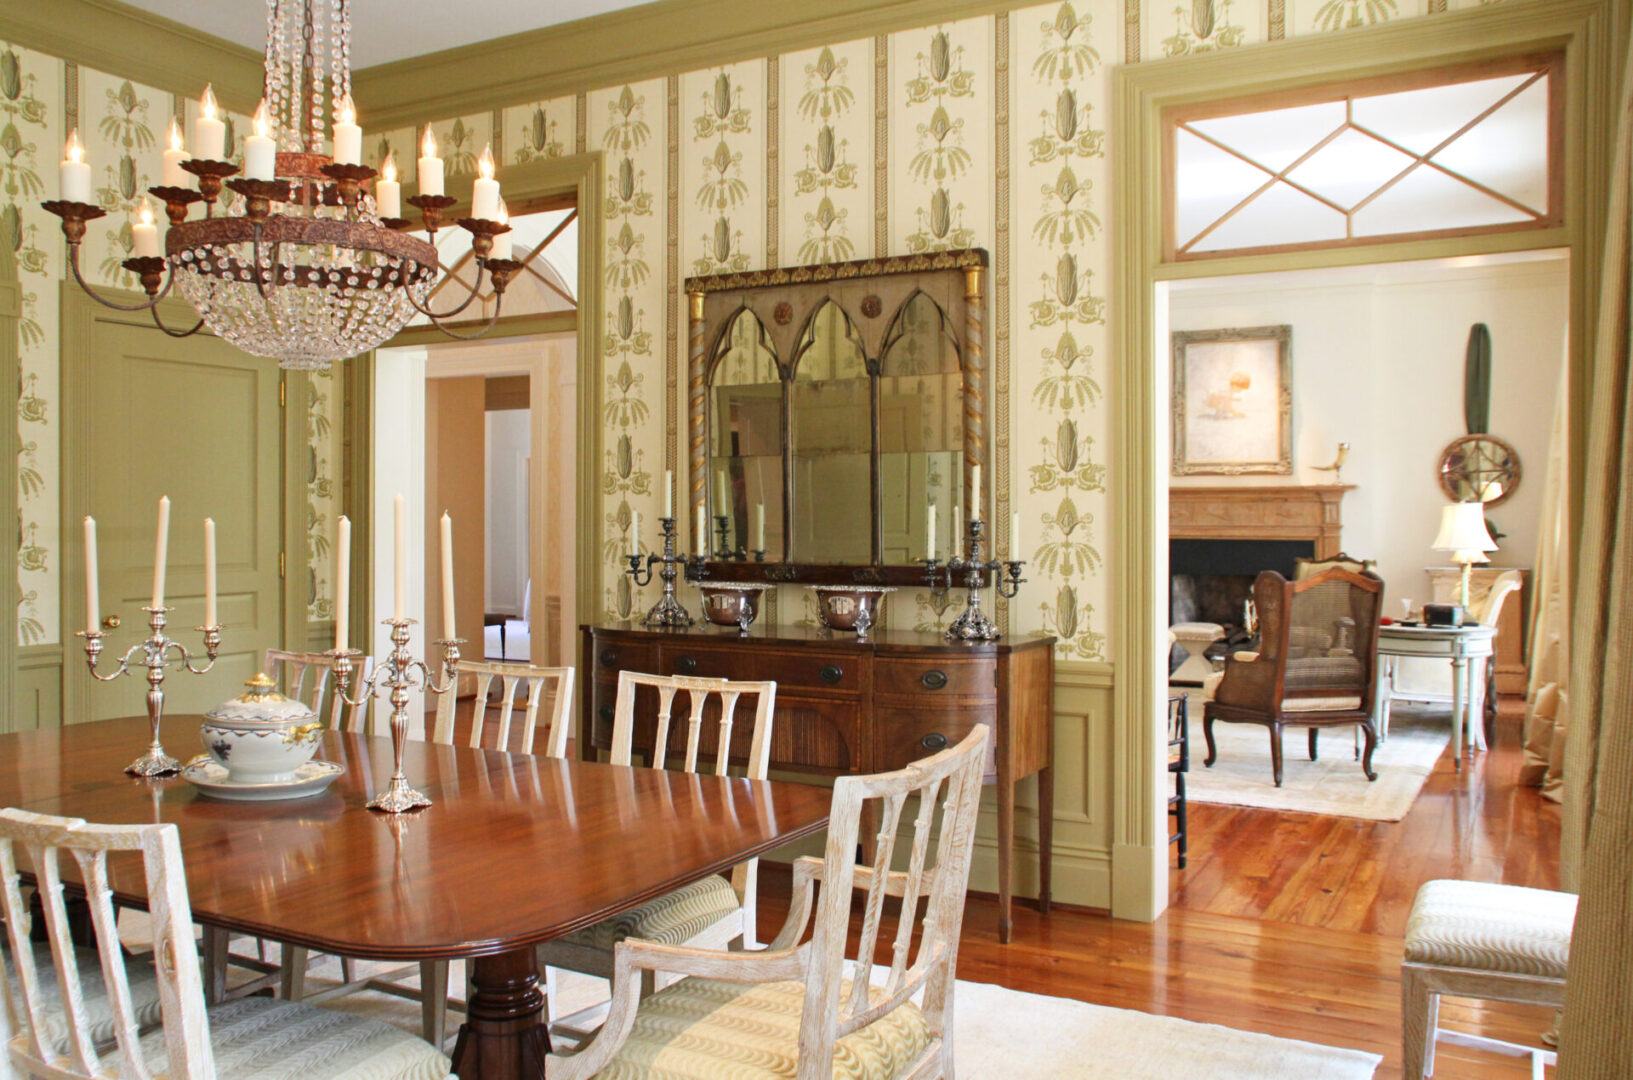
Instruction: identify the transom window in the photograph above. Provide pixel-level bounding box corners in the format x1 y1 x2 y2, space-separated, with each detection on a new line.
1166 56 1561 259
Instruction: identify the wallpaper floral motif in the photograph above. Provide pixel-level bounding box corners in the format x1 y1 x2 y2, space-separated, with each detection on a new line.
782 41 872 264
503 96 576 165
889 21 991 257
305 369 341 622
588 80 667 622
1147 0 1261 59
682 63 764 277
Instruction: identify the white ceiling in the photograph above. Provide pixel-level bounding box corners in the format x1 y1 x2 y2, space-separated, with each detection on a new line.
119 0 656 68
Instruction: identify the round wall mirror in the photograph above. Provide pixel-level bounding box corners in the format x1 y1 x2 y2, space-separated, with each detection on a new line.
1437 434 1521 507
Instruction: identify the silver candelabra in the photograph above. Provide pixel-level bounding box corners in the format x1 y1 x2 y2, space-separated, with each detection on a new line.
328 619 461 813
626 516 707 627
78 607 223 775
713 515 766 563
922 518 1026 641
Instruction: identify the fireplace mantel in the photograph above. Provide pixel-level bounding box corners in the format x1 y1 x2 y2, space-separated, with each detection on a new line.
1169 485 1354 558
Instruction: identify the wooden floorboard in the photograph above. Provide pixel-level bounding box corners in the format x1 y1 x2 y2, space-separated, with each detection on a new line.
752 697 1558 1080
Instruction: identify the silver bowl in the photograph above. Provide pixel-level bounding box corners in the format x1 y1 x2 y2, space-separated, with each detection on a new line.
811 585 895 638
697 582 770 631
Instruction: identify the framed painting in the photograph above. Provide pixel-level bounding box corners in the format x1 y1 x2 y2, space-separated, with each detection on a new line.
1171 325 1292 476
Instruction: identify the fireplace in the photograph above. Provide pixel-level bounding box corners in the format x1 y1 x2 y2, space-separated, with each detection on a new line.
1170 538 1315 627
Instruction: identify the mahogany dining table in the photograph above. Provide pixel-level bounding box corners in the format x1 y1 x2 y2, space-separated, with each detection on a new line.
0 715 834 1080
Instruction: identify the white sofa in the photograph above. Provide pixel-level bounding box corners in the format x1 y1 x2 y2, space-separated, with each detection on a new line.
484 580 531 662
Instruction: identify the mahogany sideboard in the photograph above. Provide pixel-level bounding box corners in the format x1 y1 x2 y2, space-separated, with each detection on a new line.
581 622 1056 943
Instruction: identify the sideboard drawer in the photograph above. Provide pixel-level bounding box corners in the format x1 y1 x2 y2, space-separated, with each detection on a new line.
873 705 997 777
657 643 864 694
873 656 994 700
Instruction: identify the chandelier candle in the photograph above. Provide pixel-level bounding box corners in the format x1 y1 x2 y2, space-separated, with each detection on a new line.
60 130 90 203
376 153 401 218
244 102 275 180
490 201 512 259
162 120 188 186
332 95 362 165
131 202 159 258
418 128 444 197
191 84 225 160
472 145 500 219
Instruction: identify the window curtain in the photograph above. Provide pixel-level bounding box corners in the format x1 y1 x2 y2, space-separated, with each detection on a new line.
1557 25 1633 1078
1519 359 1569 799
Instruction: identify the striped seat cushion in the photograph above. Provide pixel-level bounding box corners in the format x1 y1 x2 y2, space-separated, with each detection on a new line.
3 941 164 1052
1280 695 1363 712
1404 879 1576 979
138 998 452 1080
560 874 742 952
587 976 930 1080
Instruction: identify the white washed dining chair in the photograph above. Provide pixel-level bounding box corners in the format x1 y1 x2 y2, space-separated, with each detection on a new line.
281 660 577 1049
539 670 776 1035
0 808 451 1080
545 725 989 1080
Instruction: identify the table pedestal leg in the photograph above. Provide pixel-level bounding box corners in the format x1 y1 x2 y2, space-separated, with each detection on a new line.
1450 656 1466 772
451 948 551 1080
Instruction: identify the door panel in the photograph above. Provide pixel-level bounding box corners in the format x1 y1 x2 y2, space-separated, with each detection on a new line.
86 324 282 720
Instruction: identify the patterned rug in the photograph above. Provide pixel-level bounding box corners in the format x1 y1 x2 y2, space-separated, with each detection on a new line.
1182 700 1451 821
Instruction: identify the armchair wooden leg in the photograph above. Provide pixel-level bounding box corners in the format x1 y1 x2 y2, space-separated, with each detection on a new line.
1308 727 1319 761
1270 723 1285 787
1360 721 1379 782
1202 713 1219 768
1402 965 1436 1079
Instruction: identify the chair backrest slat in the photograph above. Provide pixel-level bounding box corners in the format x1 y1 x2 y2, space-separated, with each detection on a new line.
0 810 214 1080
429 659 575 758
791 726 987 1080
264 648 374 734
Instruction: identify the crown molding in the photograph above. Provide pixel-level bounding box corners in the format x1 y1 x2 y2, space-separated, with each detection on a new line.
351 0 1034 130
0 0 263 113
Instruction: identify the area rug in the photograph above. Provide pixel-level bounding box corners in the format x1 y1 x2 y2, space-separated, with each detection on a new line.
1183 701 1450 821
301 955 1380 1080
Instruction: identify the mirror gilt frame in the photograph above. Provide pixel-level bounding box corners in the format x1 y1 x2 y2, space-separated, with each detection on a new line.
686 248 989 586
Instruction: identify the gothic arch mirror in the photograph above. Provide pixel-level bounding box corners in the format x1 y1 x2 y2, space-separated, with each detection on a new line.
709 308 783 558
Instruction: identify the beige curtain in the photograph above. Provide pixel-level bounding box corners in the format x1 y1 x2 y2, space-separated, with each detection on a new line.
1557 23 1633 1078
1519 360 1570 793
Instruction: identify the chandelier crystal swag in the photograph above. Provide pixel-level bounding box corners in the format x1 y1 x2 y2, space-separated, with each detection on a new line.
42 0 521 369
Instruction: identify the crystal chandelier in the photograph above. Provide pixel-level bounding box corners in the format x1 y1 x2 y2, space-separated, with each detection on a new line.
41 0 522 369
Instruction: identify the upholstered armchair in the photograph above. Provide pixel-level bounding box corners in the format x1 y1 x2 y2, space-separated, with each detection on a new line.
1203 567 1384 786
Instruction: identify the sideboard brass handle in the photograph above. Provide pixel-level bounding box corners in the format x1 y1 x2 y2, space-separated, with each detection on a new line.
920 732 950 752
819 664 843 685
676 655 698 675
920 669 948 690
599 649 618 667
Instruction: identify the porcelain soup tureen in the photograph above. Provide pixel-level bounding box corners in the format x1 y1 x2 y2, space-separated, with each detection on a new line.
200 674 323 782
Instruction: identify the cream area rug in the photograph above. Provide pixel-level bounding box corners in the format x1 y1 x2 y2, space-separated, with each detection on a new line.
300 953 1380 1080
1184 701 1450 821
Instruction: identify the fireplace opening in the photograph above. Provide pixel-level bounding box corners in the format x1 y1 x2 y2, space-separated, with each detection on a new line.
1169 537 1316 637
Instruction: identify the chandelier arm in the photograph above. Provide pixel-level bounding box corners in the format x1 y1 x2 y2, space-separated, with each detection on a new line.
403 262 487 320
149 306 207 338
65 244 173 313
425 289 507 341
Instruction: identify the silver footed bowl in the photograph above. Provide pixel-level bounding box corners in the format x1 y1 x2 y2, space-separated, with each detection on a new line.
697 581 770 630
810 585 895 634
200 672 323 784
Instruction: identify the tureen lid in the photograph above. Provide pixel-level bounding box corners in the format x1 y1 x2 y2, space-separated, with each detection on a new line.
204 673 318 725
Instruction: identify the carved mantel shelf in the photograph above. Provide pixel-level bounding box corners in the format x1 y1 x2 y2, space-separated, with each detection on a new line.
1169 485 1355 558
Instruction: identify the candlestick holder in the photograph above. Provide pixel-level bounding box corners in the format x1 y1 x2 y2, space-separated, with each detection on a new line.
712 514 767 562
78 606 224 776
329 619 461 813
921 518 1026 641
625 516 705 627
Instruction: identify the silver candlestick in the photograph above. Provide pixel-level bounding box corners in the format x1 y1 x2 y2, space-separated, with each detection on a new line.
329 618 461 813
78 606 224 776
922 517 1026 641
625 516 706 628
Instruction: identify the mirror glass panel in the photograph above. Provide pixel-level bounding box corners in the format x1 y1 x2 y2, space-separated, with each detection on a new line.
790 301 871 564
879 292 962 563
1437 433 1521 507
709 309 784 558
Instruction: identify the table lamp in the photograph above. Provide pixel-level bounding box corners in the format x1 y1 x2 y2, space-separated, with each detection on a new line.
1432 501 1498 609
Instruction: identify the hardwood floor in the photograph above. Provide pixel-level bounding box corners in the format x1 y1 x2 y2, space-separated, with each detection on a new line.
757 698 1560 1080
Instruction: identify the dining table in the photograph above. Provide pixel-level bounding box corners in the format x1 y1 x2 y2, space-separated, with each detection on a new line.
0 715 834 1080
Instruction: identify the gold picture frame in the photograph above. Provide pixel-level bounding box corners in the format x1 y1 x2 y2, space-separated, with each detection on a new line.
1171 325 1292 476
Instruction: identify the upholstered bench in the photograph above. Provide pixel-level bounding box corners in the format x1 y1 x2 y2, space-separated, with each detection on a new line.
1169 622 1225 686
1402 879 1574 1078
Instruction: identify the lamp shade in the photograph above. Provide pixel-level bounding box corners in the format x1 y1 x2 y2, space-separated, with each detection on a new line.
1432 502 1498 554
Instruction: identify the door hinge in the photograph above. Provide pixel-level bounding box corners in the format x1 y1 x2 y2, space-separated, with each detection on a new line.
279 379 286 408
279 551 286 579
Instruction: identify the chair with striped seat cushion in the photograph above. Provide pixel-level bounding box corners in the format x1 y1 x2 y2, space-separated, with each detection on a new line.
0 809 452 1080
540 671 776 1036
3 941 163 1051
1402 879 1575 1078
545 726 989 1080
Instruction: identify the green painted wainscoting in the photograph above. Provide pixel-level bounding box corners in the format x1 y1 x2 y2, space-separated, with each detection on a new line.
11 646 63 733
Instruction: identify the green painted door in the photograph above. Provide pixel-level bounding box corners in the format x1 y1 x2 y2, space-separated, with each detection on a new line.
84 323 283 721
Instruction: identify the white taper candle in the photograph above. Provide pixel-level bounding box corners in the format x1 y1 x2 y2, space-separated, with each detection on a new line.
630 510 641 558
393 493 406 622
151 495 170 609
203 517 217 627
755 502 765 552
663 469 673 518
83 516 99 635
926 503 937 560
971 464 982 521
334 515 351 651
440 511 456 640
